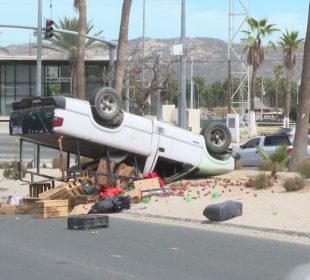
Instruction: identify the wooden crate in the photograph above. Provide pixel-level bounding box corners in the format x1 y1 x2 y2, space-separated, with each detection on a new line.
133 178 160 191
18 198 41 214
124 178 161 199
96 159 116 186
114 163 136 187
0 204 16 215
29 183 52 197
33 200 69 219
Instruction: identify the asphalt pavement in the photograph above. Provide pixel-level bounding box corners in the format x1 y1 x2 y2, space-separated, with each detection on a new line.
0 215 310 280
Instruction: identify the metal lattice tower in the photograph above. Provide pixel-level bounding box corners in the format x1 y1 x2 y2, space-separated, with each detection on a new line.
228 0 250 126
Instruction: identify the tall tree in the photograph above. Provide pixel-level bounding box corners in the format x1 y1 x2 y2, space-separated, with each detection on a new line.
74 0 87 99
45 17 103 97
288 4 310 171
114 0 132 96
242 17 278 137
278 29 304 127
273 64 283 117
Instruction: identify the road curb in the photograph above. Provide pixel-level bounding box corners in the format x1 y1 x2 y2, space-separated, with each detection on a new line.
121 210 310 239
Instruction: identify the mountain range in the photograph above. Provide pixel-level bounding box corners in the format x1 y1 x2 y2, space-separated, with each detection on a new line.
3 37 304 84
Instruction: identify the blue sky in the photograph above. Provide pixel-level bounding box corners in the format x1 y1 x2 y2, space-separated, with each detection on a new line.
0 0 309 46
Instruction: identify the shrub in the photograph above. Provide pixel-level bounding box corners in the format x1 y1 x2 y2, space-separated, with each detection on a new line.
282 176 305 192
2 161 20 180
3 165 13 179
297 159 310 179
253 172 272 189
256 145 288 176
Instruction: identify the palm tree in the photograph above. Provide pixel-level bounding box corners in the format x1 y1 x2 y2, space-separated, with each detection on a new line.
288 4 310 171
272 64 283 118
242 17 278 137
114 0 132 97
74 0 87 100
278 29 304 127
45 17 103 97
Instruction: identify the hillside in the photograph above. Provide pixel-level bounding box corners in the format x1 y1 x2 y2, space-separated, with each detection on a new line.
4 37 304 84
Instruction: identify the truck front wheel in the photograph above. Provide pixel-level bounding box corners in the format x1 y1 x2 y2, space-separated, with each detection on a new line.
202 122 231 154
90 87 121 121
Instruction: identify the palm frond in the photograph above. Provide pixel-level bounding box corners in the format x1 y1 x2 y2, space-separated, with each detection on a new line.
270 145 289 165
256 145 270 160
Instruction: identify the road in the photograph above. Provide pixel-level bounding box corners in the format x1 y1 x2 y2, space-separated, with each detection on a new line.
0 132 57 163
0 215 309 280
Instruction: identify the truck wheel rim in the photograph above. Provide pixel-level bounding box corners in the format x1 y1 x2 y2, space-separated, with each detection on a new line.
211 128 226 146
99 94 117 114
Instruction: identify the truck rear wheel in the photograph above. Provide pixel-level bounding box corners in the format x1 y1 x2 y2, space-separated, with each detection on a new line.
90 87 121 121
202 122 231 154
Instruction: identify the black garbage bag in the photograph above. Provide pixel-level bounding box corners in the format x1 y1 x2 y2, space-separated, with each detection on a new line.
203 200 242 221
81 182 97 195
89 196 130 214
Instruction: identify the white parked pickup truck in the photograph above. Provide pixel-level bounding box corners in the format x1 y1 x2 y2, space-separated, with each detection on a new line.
9 88 236 182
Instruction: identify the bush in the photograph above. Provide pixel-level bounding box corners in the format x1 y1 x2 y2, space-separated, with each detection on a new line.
253 172 272 189
297 159 310 179
2 161 20 180
282 176 305 192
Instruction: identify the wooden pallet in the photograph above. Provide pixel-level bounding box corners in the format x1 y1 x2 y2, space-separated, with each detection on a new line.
69 204 94 216
38 181 86 200
68 195 98 210
33 200 69 219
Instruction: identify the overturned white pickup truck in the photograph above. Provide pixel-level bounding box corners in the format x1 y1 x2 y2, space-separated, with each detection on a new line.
9 87 236 182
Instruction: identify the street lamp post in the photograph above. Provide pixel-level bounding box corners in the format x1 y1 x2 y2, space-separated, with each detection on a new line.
36 0 42 97
178 0 187 129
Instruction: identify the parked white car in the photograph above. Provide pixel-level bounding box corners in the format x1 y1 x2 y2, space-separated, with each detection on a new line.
9 88 237 182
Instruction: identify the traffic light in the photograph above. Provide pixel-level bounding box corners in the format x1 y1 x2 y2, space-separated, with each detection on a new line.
45 19 54 39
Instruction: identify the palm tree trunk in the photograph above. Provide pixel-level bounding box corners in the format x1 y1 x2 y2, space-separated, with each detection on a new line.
249 65 257 137
71 62 77 97
76 0 87 100
114 0 132 97
288 3 310 171
275 78 279 118
283 69 292 127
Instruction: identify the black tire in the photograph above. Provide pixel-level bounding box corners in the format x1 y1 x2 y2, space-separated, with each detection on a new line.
104 111 124 127
90 87 121 121
202 122 232 154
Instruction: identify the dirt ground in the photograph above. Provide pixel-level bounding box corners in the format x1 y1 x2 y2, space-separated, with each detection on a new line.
1 168 310 244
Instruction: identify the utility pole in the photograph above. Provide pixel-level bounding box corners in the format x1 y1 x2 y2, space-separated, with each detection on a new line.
36 0 42 97
156 52 163 120
178 0 187 129
190 56 194 109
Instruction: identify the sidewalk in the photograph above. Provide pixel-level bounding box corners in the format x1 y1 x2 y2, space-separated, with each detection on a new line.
117 170 310 244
